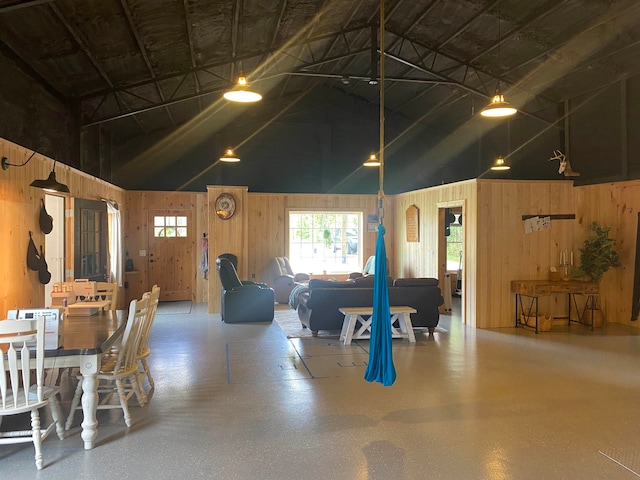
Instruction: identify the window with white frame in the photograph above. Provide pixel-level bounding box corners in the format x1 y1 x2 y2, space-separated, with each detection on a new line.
288 211 362 274
154 215 188 237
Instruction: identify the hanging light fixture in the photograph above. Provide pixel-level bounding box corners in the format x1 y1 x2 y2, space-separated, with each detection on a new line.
30 164 71 193
219 148 240 163
480 1 517 118
490 156 510 171
363 153 380 167
481 91 517 118
223 0 262 103
223 74 262 103
2 148 70 193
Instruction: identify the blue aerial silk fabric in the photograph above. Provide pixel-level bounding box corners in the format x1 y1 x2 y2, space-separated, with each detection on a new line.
364 223 396 386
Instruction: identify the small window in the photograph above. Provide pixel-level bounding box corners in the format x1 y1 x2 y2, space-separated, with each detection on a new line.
446 213 463 271
154 215 188 238
288 211 362 274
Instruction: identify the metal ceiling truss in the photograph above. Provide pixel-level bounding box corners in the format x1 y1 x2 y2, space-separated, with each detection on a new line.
79 19 558 128
119 0 176 127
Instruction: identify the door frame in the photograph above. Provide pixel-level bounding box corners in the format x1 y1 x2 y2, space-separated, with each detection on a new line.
437 200 466 324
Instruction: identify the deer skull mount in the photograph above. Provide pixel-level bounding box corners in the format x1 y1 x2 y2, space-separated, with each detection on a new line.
549 150 580 177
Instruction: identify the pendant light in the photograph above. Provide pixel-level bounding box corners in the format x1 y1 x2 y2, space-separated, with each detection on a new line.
480 1 517 118
219 148 240 163
224 1 262 103
491 120 511 171
223 74 262 103
363 153 380 167
490 156 510 171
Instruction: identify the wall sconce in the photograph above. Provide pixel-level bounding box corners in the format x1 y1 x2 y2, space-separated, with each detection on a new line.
1 148 70 193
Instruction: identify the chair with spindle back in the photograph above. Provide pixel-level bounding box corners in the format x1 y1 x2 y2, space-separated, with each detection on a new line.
0 317 65 469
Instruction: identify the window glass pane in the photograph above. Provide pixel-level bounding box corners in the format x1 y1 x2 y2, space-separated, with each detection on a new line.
154 227 165 237
166 216 176 227
446 213 463 271
177 227 187 237
288 211 361 274
154 216 165 227
165 227 176 237
177 216 187 226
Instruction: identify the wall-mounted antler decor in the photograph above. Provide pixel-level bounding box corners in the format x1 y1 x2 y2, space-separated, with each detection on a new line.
549 150 580 177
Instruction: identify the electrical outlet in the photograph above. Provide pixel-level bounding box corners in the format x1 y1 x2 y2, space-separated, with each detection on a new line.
139 250 146 257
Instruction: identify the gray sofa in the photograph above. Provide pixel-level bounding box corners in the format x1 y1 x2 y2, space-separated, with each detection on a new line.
296 276 444 335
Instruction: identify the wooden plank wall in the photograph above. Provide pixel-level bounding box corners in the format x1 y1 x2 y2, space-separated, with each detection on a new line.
574 180 640 326
394 178 640 330
476 180 576 328
206 186 249 313
393 180 478 327
207 191 382 313
248 193 384 283
0 137 126 315
124 190 208 304
4 126 635 331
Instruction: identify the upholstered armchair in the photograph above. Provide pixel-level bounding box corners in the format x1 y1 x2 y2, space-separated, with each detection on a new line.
216 257 274 323
266 256 310 304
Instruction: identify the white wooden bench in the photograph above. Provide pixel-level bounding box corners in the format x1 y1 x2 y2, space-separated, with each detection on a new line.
338 306 417 345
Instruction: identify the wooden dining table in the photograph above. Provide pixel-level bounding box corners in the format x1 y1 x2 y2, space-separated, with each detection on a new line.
44 309 125 450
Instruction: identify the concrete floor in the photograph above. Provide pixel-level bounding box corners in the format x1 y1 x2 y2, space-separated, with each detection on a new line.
3 299 640 479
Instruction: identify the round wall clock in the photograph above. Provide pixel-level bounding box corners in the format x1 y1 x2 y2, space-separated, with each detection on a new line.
215 193 236 220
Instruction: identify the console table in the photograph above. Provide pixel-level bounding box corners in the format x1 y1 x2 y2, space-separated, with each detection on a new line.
510 280 599 333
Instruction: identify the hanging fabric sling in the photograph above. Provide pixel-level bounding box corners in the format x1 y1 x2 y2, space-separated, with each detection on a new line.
364 0 396 387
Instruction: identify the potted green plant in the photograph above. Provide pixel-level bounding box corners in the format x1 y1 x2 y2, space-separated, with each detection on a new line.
574 222 621 283
572 222 621 326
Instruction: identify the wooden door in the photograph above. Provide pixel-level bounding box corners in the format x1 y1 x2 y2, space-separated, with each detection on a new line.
148 209 194 301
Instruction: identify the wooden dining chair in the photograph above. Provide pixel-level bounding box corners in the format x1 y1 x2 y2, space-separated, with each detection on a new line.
65 296 149 430
0 317 65 470
137 285 160 402
96 281 118 313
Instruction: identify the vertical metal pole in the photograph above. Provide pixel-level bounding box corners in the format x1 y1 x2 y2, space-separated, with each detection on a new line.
378 0 385 221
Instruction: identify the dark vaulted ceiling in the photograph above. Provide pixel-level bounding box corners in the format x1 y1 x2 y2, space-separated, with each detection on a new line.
1 0 639 193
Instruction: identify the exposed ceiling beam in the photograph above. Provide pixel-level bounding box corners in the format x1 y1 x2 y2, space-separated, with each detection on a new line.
0 0 53 13
79 25 369 101
278 0 331 98
0 39 66 103
49 3 112 88
466 0 565 69
120 0 176 126
230 0 241 80
49 3 147 134
382 49 554 125
182 0 203 113
435 0 500 49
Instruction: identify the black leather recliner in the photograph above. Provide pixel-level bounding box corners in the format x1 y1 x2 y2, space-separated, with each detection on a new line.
216 257 274 323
